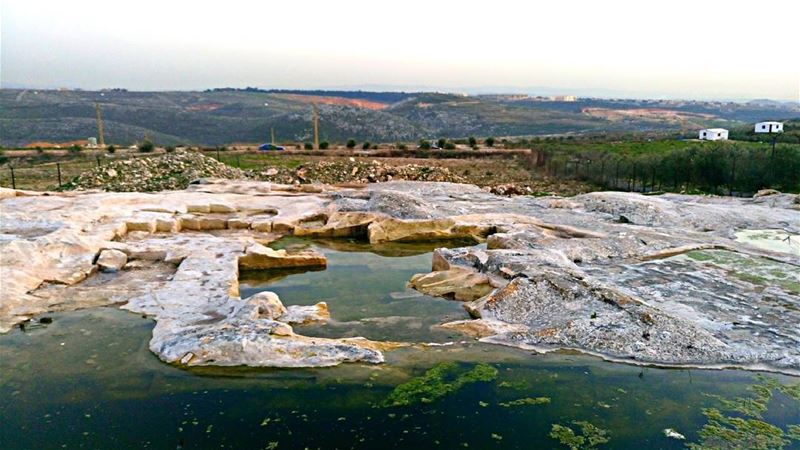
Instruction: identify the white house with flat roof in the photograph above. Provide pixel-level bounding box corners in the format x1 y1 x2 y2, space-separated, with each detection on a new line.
755 121 783 133
698 128 728 141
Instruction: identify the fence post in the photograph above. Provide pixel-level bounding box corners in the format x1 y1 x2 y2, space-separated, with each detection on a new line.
96 155 101 167
650 166 656 192
600 159 606 186
57 163 62 187
236 155 240 168
10 166 16 189
631 163 637 192
216 148 221 161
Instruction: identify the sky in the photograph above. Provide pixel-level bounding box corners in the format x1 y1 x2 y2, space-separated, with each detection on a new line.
1 0 799 101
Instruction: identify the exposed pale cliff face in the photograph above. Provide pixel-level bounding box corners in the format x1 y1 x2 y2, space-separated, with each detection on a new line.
1 180 798 371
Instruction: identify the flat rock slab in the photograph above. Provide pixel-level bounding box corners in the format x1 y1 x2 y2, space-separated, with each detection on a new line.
1 181 798 372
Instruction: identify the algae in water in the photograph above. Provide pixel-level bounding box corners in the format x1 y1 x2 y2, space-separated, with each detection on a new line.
688 377 800 449
498 397 551 407
382 362 498 407
549 421 610 450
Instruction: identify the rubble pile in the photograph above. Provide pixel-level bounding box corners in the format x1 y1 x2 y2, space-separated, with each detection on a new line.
252 159 467 185
487 180 596 197
63 151 248 192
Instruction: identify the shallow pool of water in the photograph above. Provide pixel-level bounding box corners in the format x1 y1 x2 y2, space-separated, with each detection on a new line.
240 237 472 343
1 238 799 449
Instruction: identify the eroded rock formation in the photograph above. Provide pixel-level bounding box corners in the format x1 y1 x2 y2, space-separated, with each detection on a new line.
1 180 798 372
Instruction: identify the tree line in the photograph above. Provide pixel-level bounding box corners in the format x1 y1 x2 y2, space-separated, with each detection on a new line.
533 143 800 195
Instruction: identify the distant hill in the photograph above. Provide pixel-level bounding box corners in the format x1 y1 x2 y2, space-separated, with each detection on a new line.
1 89 797 147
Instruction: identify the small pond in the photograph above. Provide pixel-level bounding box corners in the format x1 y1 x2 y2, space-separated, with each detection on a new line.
1 238 798 449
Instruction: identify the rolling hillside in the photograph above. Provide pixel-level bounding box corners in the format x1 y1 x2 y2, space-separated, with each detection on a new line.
0 88 797 147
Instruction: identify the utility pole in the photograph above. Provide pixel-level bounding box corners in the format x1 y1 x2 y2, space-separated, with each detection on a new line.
95 103 105 147
312 103 320 150
270 127 275 145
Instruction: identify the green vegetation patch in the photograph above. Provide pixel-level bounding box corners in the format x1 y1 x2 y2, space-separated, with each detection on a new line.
682 250 800 295
498 396 551 407
382 362 497 407
549 421 610 449
689 376 800 449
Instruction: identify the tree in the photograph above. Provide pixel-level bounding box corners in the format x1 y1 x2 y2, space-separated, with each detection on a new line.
419 139 431 150
106 145 116 154
319 141 329 150
485 137 496 147
346 139 357 149
304 142 313 150
362 142 371 150
468 136 477 147
138 140 155 153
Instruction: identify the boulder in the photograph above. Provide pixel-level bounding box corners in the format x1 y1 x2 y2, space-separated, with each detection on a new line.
238 243 327 270
96 249 128 272
245 291 287 320
408 267 495 301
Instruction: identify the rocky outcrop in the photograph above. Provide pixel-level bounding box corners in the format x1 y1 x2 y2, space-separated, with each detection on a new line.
1 180 798 373
408 267 495 301
238 243 327 270
96 249 128 272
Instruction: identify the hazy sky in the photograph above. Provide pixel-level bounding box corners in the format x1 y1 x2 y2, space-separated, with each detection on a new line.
2 0 799 100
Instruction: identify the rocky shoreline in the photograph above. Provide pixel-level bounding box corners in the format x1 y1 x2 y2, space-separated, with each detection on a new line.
1 180 798 372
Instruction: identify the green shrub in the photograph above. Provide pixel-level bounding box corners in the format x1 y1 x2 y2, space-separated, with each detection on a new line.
437 138 447 149
468 136 477 147
346 139 357 149
106 145 116 154
138 140 155 153
304 142 313 150
485 137 496 147
319 141 329 150
444 141 456 150
398 143 408 151
68 144 82 154
419 139 431 150
165 146 176 153
362 142 371 150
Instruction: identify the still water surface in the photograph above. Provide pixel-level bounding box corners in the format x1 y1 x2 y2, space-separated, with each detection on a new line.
1 238 798 449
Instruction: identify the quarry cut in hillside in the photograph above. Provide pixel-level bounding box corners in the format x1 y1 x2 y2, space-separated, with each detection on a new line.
1 180 798 372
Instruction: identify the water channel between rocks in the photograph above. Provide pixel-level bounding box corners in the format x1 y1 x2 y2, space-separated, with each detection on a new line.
1 237 799 449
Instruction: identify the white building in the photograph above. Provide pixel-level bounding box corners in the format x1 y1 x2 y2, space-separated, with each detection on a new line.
754 121 784 133
698 128 729 141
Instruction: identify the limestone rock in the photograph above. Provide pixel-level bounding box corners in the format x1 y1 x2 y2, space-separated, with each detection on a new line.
238 243 327 270
245 291 287 320
280 302 330 324
408 267 494 301
439 319 529 338
96 249 128 272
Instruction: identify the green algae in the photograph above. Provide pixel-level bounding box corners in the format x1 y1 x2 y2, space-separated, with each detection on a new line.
687 408 789 450
498 397 551 407
682 250 800 294
549 421 610 449
689 377 800 449
788 425 800 441
382 362 498 407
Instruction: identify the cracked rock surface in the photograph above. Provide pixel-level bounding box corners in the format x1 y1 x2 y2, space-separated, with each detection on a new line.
1 180 798 371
